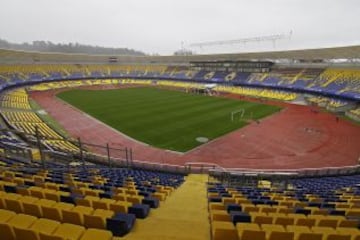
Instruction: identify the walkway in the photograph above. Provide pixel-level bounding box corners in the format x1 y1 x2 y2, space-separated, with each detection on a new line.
123 174 210 240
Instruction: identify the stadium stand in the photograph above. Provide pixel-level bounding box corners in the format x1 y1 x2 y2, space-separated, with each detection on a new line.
306 96 355 112
0 46 359 240
0 90 79 153
215 85 297 101
346 107 360 121
246 68 323 88
1 89 31 110
208 175 360 240
309 68 360 97
0 64 358 101
0 156 185 238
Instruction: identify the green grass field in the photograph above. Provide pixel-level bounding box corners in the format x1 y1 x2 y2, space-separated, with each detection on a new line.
57 87 281 152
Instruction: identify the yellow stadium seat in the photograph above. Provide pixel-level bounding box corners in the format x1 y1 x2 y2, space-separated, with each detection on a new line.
0 222 15 240
14 218 61 240
336 228 360 240
38 199 57 207
312 226 336 238
243 205 260 213
268 213 287 218
42 202 74 222
274 216 295 227
278 208 294 214
84 209 113 229
286 213 306 220
326 234 352 240
241 229 266 240
347 210 360 217
125 189 138 196
8 213 37 228
4 199 23 213
261 224 286 239
286 225 312 239
211 210 231 222
0 213 37 240
152 192 166 201
209 202 226 211
31 218 61 234
30 188 45 199
268 231 294 240
313 209 328 216
296 218 316 227
83 215 105 229
127 195 143 205
222 197 236 205
113 194 127 201
113 188 126 195
109 201 129 214
92 198 116 210
83 189 99 197
17 187 31 196
236 222 262 239
62 206 93 226
75 198 92 207
212 221 238 240
338 219 359 228
0 209 16 223
260 206 277 214
39 223 86 240
254 215 273 225
298 232 323 240
23 201 42 218
44 192 60 202
22 195 39 203
318 219 339 228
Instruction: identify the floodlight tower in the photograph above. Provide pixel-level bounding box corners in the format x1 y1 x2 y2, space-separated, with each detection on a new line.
189 31 293 53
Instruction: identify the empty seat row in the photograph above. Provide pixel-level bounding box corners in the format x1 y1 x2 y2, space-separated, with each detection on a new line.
0 191 137 237
210 209 358 228
0 208 116 240
0 192 112 228
212 221 360 240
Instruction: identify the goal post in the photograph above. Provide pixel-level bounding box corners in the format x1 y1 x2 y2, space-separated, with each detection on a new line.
231 109 245 122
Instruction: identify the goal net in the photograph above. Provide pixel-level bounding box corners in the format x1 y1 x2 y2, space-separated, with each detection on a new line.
231 109 245 122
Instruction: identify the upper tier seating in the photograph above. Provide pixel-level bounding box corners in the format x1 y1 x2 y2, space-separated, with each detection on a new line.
247 68 324 88
310 69 360 97
0 64 359 100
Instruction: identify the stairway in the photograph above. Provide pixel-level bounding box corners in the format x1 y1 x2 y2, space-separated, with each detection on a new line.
123 174 210 240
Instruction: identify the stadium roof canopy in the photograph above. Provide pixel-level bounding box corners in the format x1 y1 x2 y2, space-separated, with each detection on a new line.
0 45 359 65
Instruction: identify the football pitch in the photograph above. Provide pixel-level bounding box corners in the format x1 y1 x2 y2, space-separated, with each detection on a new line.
57 87 281 152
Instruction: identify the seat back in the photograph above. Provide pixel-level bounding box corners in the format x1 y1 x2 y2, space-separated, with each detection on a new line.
13 227 38 240
0 222 16 240
5 199 23 213
23 202 42 218
84 214 106 229
269 231 294 240
42 206 62 222
62 209 83 226
241 230 266 240
297 232 323 240
327 234 352 240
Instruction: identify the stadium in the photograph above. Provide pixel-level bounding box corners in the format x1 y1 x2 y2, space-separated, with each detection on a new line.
1 1 360 240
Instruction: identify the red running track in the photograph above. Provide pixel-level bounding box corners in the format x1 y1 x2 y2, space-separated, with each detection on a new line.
30 87 360 170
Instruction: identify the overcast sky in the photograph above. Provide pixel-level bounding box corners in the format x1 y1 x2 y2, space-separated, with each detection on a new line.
0 0 359 55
